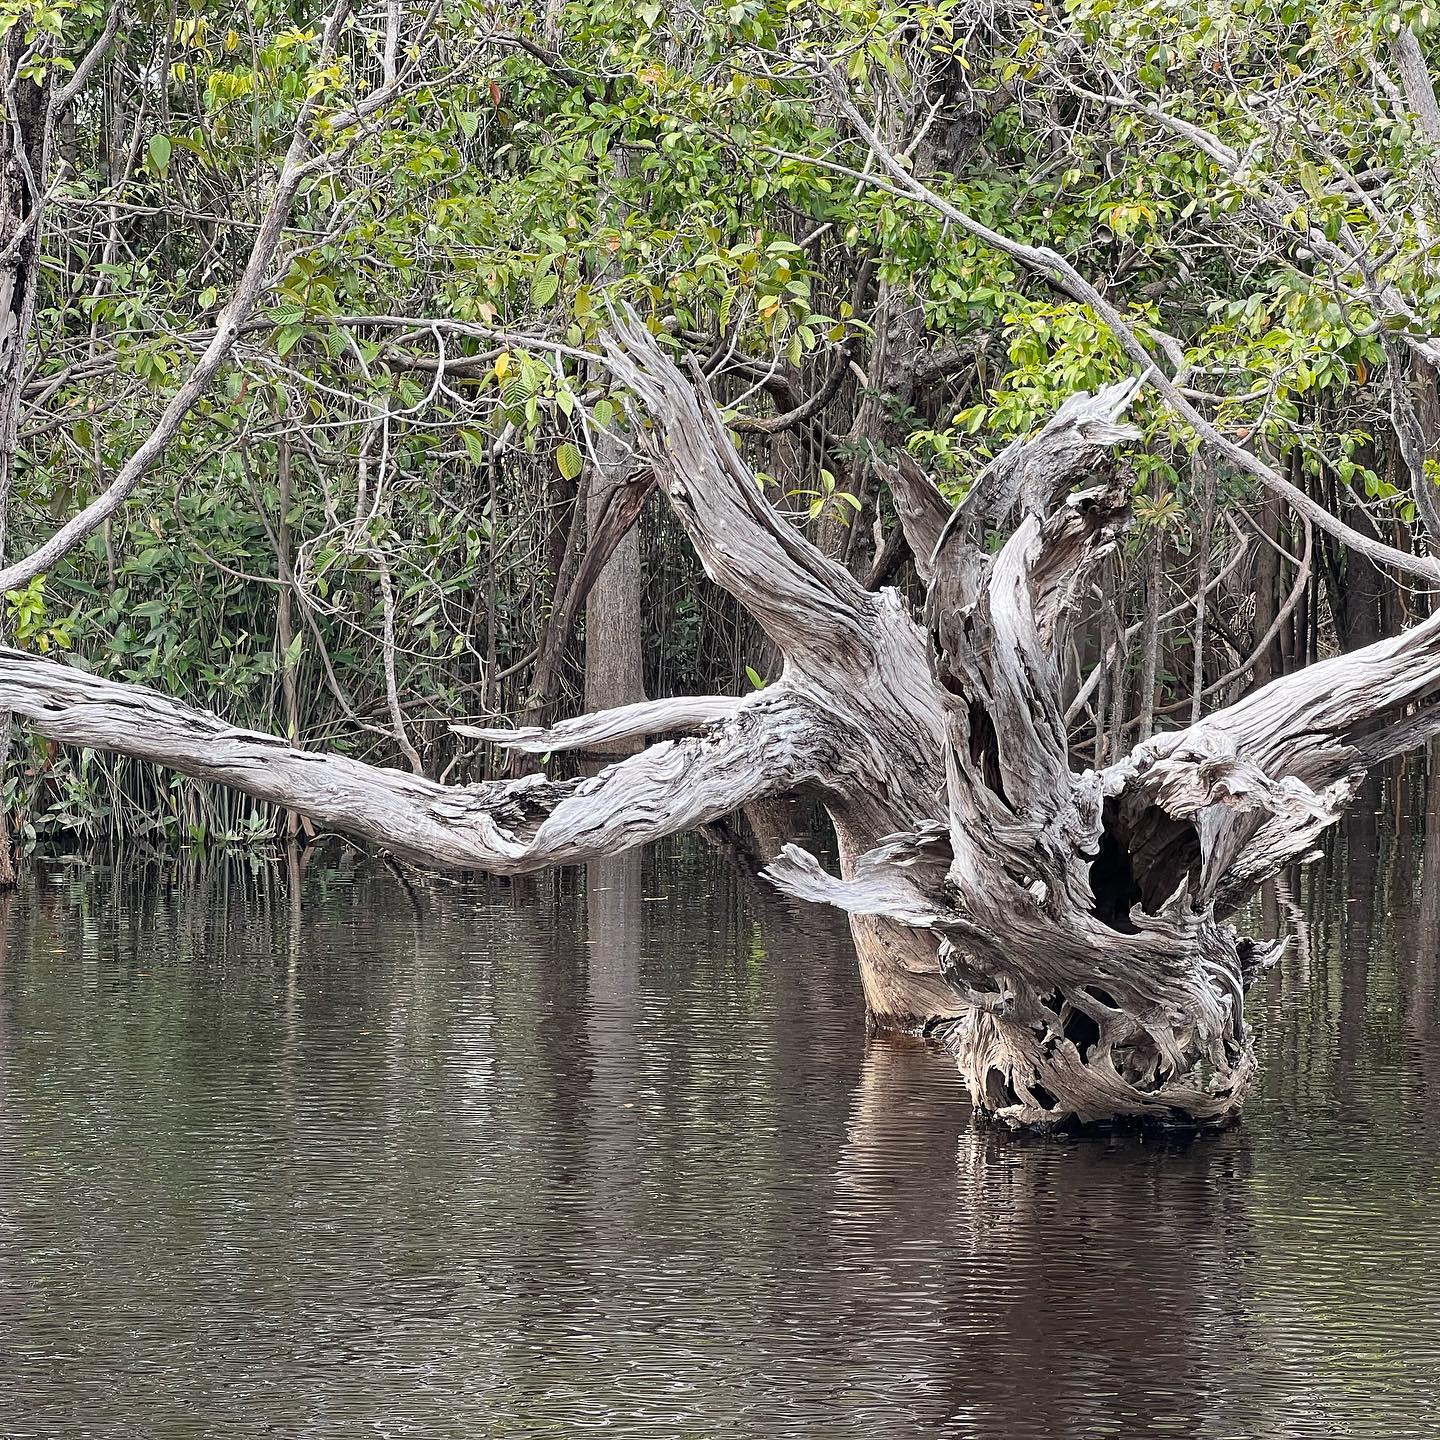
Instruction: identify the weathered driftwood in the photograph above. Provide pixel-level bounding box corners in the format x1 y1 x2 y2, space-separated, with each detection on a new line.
4 312 1440 1129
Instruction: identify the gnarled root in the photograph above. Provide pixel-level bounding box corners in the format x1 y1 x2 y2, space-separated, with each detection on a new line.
930 916 1272 1131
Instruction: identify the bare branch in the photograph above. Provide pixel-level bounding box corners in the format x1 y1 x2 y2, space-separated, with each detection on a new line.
0 648 814 872
873 452 950 583
0 0 451 594
455 695 743 754
599 309 878 670
55 3 124 113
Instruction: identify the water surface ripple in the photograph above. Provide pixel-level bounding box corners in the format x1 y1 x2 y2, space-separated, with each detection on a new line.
0 785 1437 1438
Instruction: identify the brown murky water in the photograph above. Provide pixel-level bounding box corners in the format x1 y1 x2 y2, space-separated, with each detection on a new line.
0 768 1437 1438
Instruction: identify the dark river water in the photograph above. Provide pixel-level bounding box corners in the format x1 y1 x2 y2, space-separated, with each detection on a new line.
0 768 1438 1438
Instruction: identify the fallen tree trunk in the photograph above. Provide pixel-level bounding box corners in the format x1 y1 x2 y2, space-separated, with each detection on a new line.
5 313 1440 1129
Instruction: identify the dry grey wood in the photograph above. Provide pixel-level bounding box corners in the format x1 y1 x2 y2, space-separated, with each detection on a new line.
455 695 742 754
0 647 816 870
1395 27 1440 145
767 411 1440 1126
6 313 1440 1131
873 452 950 583
600 315 879 673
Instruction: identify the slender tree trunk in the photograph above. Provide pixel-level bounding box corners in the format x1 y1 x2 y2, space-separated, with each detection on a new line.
1190 460 1215 721
0 31 52 888
1285 510 1309 670
1418 355 1440 580
582 148 647 752
583 439 648 748
1136 523 1164 741
275 434 306 839
1253 493 1282 686
1328 463 1387 650
1093 616 1112 768
1104 572 1127 757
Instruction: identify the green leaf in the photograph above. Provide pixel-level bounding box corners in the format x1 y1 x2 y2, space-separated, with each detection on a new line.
461 429 486 466
501 376 532 409
555 441 583 481
532 272 560 308
148 134 172 174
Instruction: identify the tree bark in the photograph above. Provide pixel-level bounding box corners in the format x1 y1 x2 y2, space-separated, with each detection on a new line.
582 445 648 750
1135 522 1164 742
520 459 656 745
1252 493 1283 685
582 144 647 750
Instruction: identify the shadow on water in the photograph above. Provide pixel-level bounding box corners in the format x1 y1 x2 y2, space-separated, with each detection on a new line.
0 757 1437 1437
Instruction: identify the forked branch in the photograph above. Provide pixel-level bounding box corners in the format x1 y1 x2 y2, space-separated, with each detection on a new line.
600 311 877 672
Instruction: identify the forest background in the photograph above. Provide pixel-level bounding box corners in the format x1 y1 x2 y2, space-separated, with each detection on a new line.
3 0 1439 862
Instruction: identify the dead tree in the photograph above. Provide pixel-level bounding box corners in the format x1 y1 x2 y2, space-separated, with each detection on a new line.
4 313 1440 1129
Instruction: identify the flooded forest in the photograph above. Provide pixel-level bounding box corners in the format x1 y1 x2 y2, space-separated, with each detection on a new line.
1 0 1440 1433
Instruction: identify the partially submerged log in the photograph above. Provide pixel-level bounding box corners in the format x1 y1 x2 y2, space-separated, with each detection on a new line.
4 312 1440 1130
764 428 1440 1125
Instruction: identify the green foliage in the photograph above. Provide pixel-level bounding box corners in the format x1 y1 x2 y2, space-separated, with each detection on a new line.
6 0 1437 844
4 579 74 655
